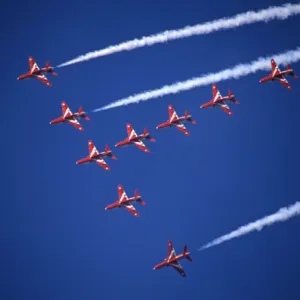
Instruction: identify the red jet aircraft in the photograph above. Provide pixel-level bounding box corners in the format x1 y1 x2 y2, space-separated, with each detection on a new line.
156 105 196 136
259 59 298 90
76 140 117 171
200 83 239 116
105 184 146 217
17 56 58 87
115 124 155 153
153 240 192 278
50 101 90 131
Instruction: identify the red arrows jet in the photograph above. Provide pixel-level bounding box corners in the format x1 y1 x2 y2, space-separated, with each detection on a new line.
156 105 196 136
259 59 298 90
105 184 146 217
153 240 192 278
115 124 155 153
50 101 90 131
17 56 58 87
76 141 117 171
200 83 239 116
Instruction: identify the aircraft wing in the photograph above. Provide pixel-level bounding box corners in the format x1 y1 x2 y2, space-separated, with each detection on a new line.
66 117 84 131
34 74 52 87
29 56 40 73
127 123 138 139
94 158 110 171
167 240 176 260
168 105 179 122
217 101 233 116
169 260 186 277
175 122 190 136
276 76 292 90
61 101 73 118
118 184 128 203
133 140 150 153
122 202 140 217
88 140 99 157
212 84 222 103
271 59 281 77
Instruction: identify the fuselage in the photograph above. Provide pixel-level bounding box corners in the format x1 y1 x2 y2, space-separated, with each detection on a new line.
105 196 141 210
115 134 149 147
17 67 52 80
76 152 109 165
157 116 191 129
153 253 186 270
50 113 84 125
201 95 236 108
260 69 292 83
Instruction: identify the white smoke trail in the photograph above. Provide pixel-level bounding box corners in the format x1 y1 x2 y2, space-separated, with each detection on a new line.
93 47 300 112
57 3 300 68
199 201 300 251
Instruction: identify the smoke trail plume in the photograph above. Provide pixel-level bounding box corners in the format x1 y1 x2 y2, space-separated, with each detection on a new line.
57 3 300 68
199 201 300 251
93 47 300 112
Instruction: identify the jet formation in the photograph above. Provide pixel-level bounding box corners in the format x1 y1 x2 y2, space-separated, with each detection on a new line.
17 56 298 278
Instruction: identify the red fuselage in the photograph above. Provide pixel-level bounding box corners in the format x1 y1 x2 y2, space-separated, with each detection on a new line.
259 69 293 83
17 67 53 80
50 112 86 125
105 196 142 210
200 95 237 109
153 253 187 270
115 133 151 147
76 151 111 165
157 115 193 129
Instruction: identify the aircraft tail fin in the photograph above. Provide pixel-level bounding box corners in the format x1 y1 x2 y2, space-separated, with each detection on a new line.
183 244 192 262
228 89 233 97
105 144 117 160
287 64 298 78
185 109 196 124
46 61 58 76
144 128 155 142
135 189 146 205
79 106 91 120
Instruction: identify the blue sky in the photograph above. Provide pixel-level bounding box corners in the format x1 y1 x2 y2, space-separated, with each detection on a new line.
1 0 300 299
